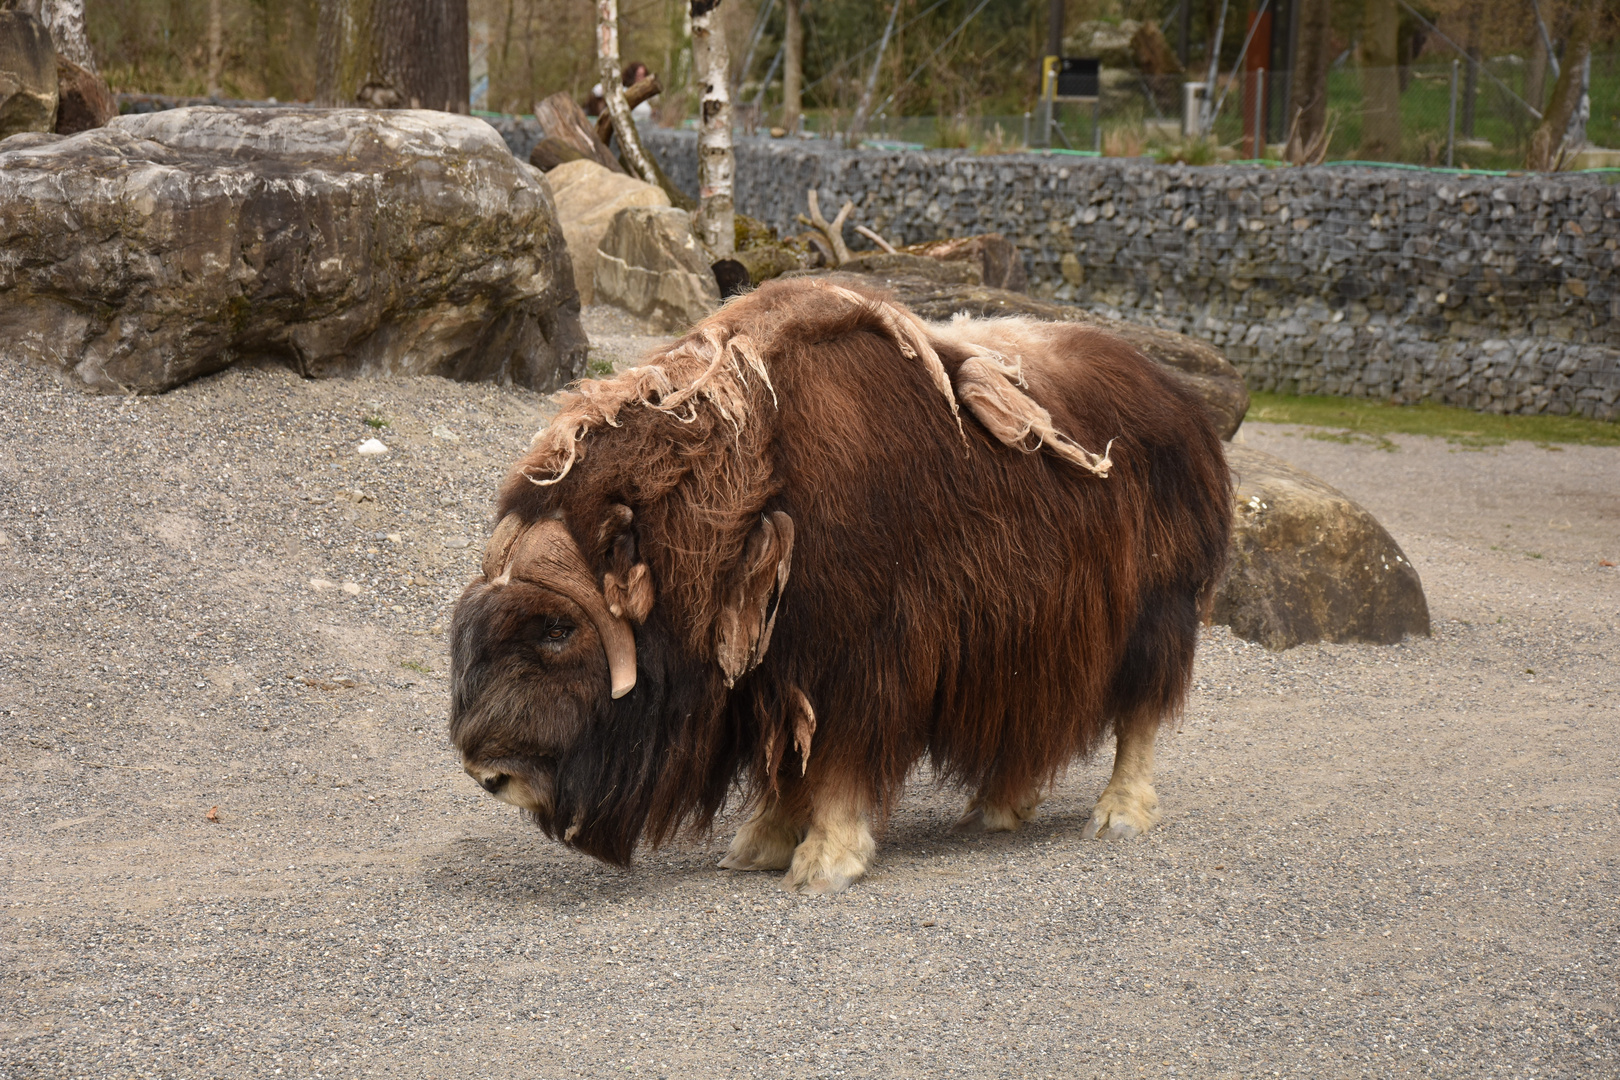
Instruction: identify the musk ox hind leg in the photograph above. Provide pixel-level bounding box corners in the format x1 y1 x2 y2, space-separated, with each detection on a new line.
1082 581 1202 840
950 788 1046 834
781 783 875 895
719 795 804 872
1081 717 1162 840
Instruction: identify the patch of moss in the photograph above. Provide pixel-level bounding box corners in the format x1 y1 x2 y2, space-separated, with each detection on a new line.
1246 391 1620 448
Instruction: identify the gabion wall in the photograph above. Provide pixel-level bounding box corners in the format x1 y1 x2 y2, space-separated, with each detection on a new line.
643 129 1620 421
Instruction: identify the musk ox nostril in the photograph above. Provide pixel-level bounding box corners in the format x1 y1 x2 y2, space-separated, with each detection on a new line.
480 774 509 795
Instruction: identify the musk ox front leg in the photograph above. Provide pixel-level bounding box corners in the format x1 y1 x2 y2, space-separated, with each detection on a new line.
719 796 803 872
1081 718 1162 840
781 783 875 895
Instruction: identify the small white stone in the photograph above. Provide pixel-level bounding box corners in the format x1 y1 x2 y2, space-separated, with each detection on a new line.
341 582 362 595
431 427 460 442
357 438 389 455
386 533 403 543
309 577 336 591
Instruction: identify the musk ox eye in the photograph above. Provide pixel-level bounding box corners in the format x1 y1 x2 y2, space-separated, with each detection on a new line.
535 619 576 649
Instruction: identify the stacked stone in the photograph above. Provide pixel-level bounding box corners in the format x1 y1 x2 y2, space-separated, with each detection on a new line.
642 130 1620 421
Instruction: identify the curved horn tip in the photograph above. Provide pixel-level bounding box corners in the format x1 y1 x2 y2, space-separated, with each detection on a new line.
611 675 636 699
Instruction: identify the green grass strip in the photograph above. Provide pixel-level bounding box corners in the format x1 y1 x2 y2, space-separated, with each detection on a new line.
1245 391 1620 450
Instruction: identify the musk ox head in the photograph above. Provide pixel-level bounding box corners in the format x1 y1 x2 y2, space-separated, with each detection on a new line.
449 511 645 816
449 484 794 864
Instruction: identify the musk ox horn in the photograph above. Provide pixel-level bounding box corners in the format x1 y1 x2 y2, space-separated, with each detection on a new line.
483 514 640 699
483 513 528 583
716 511 794 686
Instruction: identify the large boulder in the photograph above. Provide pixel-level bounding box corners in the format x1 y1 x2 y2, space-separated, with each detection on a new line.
1213 445 1431 650
547 159 670 306
796 271 1250 439
0 11 56 140
0 106 587 394
53 55 114 134
593 206 720 332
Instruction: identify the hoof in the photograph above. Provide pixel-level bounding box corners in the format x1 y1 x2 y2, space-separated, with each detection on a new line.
951 793 1044 835
780 825 874 895
1080 787 1159 840
719 811 799 872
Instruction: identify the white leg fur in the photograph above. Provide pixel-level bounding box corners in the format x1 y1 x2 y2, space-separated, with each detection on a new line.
951 790 1045 834
781 788 874 895
1081 722 1161 840
720 798 802 872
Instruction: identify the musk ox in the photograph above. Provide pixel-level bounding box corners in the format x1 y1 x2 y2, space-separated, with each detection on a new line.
450 278 1230 894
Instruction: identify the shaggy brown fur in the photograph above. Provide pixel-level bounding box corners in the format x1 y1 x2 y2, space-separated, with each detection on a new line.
450 277 1231 881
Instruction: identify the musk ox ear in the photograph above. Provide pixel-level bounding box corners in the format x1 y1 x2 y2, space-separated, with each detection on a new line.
599 504 656 624
715 511 794 687
597 502 634 547
603 562 655 624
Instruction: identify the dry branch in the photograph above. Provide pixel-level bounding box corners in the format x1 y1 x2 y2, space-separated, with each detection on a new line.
854 225 896 254
798 190 854 265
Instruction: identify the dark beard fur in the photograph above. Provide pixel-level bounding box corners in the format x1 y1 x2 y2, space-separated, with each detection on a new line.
547 611 744 866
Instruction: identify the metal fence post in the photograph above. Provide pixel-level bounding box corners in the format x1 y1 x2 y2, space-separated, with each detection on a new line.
1093 96 1102 152
1446 58 1458 168
1023 111 1031 149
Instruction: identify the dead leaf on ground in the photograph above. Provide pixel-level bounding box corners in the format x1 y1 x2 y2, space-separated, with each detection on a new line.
206 806 220 823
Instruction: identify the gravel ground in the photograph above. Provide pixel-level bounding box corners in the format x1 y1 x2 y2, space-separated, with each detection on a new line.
2 310 1617 1079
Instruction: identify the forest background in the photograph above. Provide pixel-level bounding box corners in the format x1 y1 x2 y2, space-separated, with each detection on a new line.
87 0 1620 169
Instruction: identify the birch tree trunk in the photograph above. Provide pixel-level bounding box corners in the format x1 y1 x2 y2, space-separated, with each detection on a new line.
12 0 95 71
782 0 801 131
1528 0 1598 170
691 0 734 256
597 0 662 186
317 0 469 112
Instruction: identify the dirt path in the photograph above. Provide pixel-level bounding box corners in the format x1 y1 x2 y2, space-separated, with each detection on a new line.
2 316 1616 1079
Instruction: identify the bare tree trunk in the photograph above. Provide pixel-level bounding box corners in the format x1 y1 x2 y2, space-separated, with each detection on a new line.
691 0 734 256
317 0 470 112
207 0 225 97
1287 0 1332 160
1358 0 1400 160
846 0 900 146
782 0 801 131
1526 28 1548 115
1460 6 1480 138
15 0 95 72
1528 0 1598 170
596 0 662 186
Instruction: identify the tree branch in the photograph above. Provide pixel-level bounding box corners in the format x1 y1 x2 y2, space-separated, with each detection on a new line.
596 75 663 145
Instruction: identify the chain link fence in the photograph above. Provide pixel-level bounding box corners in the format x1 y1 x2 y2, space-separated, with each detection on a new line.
787 53 1617 171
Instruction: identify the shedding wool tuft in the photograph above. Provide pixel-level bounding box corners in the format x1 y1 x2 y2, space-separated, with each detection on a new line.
523 324 774 487
949 343 1114 478
523 281 971 487
522 280 1113 489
